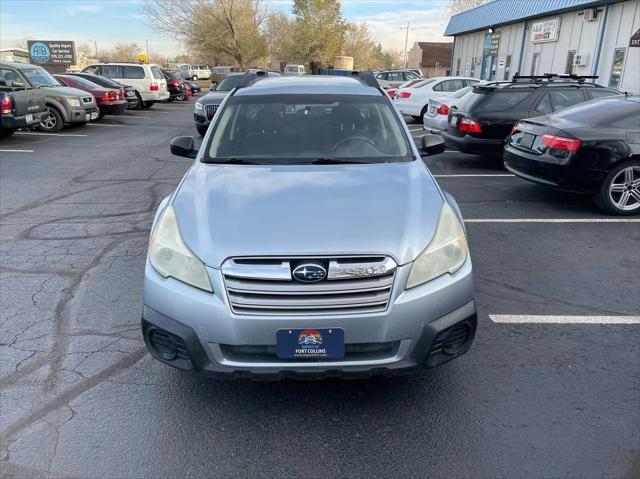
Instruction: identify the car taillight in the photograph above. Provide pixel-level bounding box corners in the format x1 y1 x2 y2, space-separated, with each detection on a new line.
458 117 482 134
103 91 117 102
542 134 581 152
399 91 411 99
150 83 159 91
1 96 12 114
436 104 449 116
169 79 180 86
386 89 396 97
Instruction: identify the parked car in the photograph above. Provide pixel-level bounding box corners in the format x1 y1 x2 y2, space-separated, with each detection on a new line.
504 95 640 216
143 73 476 379
423 85 483 132
162 70 189 101
5 62 98 132
186 80 201 94
54 74 127 117
375 69 422 89
82 63 169 109
393 76 481 120
442 74 622 158
194 71 280 136
283 64 305 76
67 72 139 109
179 64 211 81
407 68 424 78
385 78 425 99
0 62 47 138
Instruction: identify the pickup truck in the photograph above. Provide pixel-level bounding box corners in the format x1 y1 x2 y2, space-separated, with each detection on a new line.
0 63 47 138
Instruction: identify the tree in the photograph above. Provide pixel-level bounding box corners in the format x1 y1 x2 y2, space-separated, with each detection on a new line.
344 22 382 70
447 0 490 14
143 0 268 69
290 0 347 65
264 11 296 63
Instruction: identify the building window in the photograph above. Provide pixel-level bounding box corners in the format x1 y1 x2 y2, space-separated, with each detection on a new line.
456 57 461 76
609 48 625 89
565 51 576 74
470 57 476 77
530 52 540 76
503 54 511 80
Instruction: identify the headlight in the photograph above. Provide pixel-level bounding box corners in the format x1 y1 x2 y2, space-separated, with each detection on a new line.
148 205 213 292
67 97 81 107
195 102 204 110
406 203 468 289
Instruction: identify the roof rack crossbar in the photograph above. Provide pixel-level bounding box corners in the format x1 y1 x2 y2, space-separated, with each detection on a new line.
512 72 599 84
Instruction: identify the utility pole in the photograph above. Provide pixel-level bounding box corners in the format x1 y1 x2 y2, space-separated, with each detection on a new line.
400 22 412 69
94 40 98 59
146 40 150 60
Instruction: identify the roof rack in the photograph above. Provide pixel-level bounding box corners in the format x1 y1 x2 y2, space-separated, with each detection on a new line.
512 72 598 84
349 70 379 89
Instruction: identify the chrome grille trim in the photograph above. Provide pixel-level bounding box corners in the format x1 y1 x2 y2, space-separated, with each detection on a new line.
81 96 93 104
222 257 396 316
204 104 219 120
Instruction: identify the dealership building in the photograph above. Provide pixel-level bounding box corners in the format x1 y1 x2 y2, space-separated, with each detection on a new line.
445 0 640 93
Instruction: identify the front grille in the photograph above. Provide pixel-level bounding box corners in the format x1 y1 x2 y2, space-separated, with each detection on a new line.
81 96 93 104
204 104 219 120
220 341 400 362
222 257 396 316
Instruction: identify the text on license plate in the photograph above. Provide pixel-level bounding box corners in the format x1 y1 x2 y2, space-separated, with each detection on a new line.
26 114 33 122
276 328 344 359
449 115 458 126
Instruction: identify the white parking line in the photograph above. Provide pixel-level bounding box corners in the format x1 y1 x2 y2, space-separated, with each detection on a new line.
465 218 640 223
86 123 126 128
433 174 514 178
15 132 87 137
118 115 151 119
490 315 640 324
0 149 34 153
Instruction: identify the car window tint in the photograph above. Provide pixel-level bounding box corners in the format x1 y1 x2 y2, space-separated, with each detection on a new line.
0 68 27 88
551 97 638 128
207 94 412 162
101 65 121 78
465 79 480 87
123 66 145 79
589 89 619 100
390 72 403 82
534 92 553 115
548 89 586 111
475 90 532 113
443 79 464 92
61 75 99 89
376 73 386 80
151 66 164 80
433 82 444 91
404 72 418 80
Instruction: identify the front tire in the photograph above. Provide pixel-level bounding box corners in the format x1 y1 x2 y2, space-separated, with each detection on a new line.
38 106 64 132
594 160 640 215
196 124 208 137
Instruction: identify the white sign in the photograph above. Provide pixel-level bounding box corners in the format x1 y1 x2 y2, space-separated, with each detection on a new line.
498 59 505 68
531 17 560 43
465 62 470 75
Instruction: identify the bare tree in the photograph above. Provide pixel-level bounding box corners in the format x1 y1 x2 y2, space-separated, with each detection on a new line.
448 0 490 14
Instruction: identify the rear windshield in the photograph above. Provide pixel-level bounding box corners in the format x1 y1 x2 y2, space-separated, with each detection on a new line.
164 70 180 80
215 75 242 91
61 75 101 89
75 74 120 88
455 88 532 113
546 97 639 127
205 94 412 164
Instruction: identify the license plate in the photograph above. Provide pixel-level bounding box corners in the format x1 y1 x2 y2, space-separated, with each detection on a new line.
520 132 535 149
26 114 33 122
449 115 458 126
85 113 91 122
90 112 98 120
276 328 344 359
428 106 435 116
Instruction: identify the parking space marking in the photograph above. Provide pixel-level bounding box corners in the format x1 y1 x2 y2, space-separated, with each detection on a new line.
86 123 126 128
465 218 640 223
0 149 34 153
15 132 87 137
490 315 640 324
118 115 152 119
434 174 514 177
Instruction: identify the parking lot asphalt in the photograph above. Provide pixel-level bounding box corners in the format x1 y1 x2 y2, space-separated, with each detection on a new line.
1 98 638 479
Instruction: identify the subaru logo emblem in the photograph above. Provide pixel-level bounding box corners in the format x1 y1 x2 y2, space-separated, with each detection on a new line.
292 263 327 283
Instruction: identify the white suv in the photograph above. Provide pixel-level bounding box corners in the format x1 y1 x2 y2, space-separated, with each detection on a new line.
179 64 211 81
82 63 169 109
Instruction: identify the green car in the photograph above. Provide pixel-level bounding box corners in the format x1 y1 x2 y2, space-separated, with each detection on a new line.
8 62 99 132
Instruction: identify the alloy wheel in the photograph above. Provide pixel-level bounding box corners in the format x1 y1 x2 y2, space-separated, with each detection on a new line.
608 166 640 211
41 111 57 130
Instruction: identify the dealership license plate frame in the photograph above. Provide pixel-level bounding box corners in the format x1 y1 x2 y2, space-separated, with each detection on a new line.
276 328 345 359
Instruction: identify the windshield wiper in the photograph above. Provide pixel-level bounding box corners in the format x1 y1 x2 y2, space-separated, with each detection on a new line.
204 158 260 165
311 158 367 165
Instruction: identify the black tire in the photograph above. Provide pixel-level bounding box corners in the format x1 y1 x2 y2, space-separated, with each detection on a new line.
166 97 174 103
135 92 144 110
593 160 640 216
142 101 154 109
192 75 198 81
196 124 208 137
38 106 64 132
176 94 186 101
0 128 15 139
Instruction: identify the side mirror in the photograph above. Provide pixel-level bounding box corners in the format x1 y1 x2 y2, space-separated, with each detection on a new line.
170 136 199 159
419 134 445 156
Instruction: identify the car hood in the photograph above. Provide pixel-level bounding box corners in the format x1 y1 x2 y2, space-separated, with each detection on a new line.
172 161 444 268
40 85 92 97
199 91 229 104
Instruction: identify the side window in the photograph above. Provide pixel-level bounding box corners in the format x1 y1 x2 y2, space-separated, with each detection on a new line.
608 48 625 89
83 65 99 74
589 89 620 100
533 92 553 115
433 81 444 91
101 65 121 78
404 71 418 80
442 79 464 92
376 73 386 80
548 89 586 111
123 66 145 79
389 72 403 82
476 91 532 113
0 68 27 88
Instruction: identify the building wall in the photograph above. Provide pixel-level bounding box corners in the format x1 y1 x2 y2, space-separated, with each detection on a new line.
450 0 639 93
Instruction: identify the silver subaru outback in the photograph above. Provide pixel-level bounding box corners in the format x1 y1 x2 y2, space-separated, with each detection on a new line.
142 72 476 379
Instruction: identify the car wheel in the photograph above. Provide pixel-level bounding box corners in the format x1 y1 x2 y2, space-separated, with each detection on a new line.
196 124 208 137
176 94 186 101
594 160 640 215
0 128 14 138
135 92 144 110
142 101 154 109
38 107 64 132
192 75 198 81
419 106 429 124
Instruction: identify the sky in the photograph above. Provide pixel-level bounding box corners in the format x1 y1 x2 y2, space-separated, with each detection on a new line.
0 0 451 58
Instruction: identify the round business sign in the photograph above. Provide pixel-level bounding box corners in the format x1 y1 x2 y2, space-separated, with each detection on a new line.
30 42 50 64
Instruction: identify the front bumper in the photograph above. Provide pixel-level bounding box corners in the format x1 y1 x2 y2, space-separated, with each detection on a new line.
142 257 476 379
441 130 505 156
67 106 98 124
1 110 47 129
194 110 209 126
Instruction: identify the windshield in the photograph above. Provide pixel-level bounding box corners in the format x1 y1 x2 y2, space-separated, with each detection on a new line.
205 94 412 164
61 75 100 89
21 67 59 87
215 75 242 91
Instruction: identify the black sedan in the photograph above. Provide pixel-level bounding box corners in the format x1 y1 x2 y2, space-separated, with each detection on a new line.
186 81 201 94
162 70 189 101
66 72 139 109
504 95 640 215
